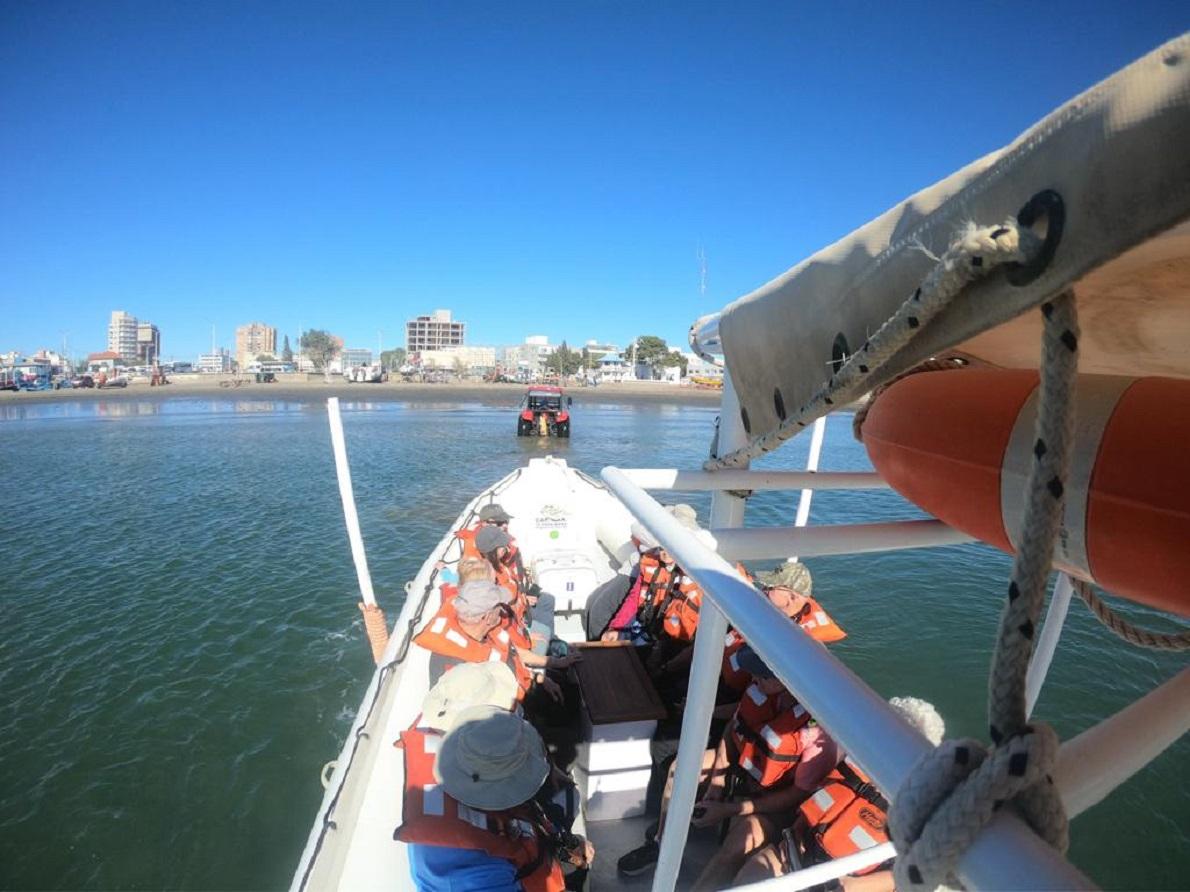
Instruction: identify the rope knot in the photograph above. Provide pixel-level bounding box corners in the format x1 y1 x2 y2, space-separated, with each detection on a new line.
889 723 1068 890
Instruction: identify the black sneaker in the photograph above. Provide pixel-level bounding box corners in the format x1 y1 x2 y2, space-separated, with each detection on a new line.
617 841 660 877
645 820 659 843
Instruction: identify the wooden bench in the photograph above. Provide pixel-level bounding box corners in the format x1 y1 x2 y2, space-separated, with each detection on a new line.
572 642 668 821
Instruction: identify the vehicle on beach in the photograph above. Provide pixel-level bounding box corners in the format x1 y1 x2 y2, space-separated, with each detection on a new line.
344 364 385 383
97 374 128 389
516 385 571 437
70 374 95 389
294 39 1190 892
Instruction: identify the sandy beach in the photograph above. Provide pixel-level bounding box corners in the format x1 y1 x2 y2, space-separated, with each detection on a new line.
0 376 724 407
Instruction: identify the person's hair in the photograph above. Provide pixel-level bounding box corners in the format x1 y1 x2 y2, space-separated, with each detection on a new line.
888 696 946 746
458 557 494 585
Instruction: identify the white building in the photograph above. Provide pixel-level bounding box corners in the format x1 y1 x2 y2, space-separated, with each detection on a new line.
684 352 724 381
595 354 631 383
197 349 232 373
419 345 497 375
584 339 622 356
338 348 373 371
406 309 465 353
108 311 139 361
137 322 161 364
499 336 554 378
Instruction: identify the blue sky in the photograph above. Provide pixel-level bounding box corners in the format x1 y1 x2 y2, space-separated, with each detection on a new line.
2 2 1186 361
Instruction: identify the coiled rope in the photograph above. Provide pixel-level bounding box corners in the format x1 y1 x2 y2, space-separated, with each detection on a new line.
705 220 1042 470
889 290 1079 889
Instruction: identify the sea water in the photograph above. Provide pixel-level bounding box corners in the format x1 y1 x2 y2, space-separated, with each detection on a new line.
0 397 1185 889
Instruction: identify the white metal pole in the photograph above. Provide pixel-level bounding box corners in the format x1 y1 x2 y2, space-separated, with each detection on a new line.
1055 667 1190 817
651 373 749 892
619 468 887 491
326 397 377 607
1026 573 1074 717
790 416 827 561
732 842 896 892
709 519 971 560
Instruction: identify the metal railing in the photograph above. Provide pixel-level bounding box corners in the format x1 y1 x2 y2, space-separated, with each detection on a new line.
599 373 1104 891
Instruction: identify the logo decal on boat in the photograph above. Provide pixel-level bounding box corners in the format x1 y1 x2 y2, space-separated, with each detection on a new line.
535 504 569 530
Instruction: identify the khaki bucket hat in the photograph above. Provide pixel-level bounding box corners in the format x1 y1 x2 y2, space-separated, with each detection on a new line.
420 662 519 733
435 705 550 811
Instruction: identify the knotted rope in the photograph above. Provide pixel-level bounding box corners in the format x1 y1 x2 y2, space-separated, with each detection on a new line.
889 291 1079 889
705 220 1041 470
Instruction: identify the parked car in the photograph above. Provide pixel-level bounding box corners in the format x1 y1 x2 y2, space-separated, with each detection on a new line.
71 375 95 388
98 375 127 389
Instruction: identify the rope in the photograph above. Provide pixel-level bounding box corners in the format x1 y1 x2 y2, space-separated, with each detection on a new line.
1072 579 1190 652
359 602 390 666
705 220 1042 470
851 355 971 442
890 291 1078 889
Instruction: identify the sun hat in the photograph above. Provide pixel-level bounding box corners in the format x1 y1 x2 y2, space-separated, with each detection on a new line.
631 521 659 550
667 503 699 530
435 705 550 810
454 580 510 619
735 644 777 680
474 526 512 555
421 663 519 732
478 504 512 523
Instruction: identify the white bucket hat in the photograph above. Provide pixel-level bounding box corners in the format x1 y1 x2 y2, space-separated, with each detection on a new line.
667 503 699 530
435 705 550 811
420 663 519 733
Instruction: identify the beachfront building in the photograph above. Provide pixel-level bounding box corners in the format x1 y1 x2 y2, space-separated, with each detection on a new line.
498 336 553 379
418 346 496 376
406 309 465 353
594 353 631 383
108 311 139 361
137 323 161 364
197 349 233 373
684 351 723 382
86 350 122 373
235 322 276 369
338 348 373 371
584 339 621 357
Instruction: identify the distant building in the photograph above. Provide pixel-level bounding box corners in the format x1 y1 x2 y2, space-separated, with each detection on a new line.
418 345 496 375
406 309 465 353
137 322 161 364
498 336 553 378
684 352 723 381
86 350 122 373
108 311 139 361
197 349 232 373
235 322 277 369
339 348 373 370
584 339 621 356
595 353 631 383
31 349 69 374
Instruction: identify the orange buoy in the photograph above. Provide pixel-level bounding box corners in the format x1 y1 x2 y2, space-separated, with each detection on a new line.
862 369 1190 618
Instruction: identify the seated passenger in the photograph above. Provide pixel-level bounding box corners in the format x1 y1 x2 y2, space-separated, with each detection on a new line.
397 705 593 891
440 556 497 603
722 584 846 694
618 648 838 881
455 503 515 560
476 526 556 656
732 697 946 892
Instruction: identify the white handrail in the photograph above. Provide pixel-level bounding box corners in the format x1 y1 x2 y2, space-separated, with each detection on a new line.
326 397 376 607
650 373 748 892
602 465 1093 890
709 520 972 560
732 842 896 892
619 468 887 491
1026 573 1075 717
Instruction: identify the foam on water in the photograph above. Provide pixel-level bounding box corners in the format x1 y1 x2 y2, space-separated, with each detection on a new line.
0 398 1185 889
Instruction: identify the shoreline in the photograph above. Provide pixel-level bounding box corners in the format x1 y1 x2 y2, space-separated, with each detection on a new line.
0 378 725 407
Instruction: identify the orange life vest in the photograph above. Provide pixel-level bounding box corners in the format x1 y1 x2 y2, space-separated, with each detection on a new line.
721 628 751 691
660 573 702 642
729 683 811 788
797 758 890 873
394 728 565 892
413 603 533 696
793 596 847 643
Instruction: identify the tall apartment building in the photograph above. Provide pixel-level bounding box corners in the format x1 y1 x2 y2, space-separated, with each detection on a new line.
108 311 139 361
406 309 465 353
137 323 161 364
235 322 277 369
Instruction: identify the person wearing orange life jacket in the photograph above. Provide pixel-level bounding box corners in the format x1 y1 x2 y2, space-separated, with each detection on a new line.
398 705 593 891
722 584 847 693
732 697 946 892
455 503 517 560
617 647 838 881
414 581 559 704
440 556 498 605
476 525 557 658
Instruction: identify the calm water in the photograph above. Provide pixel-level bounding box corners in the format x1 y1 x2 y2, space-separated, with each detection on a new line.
1 397 1185 890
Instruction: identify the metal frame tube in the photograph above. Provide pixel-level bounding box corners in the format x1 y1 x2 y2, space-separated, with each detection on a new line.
650 374 749 892
1026 573 1074 717
601 465 1093 890
619 468 887 492
710 520 972 560
731 842 896 892
327 397 376 607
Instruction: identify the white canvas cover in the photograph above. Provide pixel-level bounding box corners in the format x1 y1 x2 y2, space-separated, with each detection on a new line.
716 34 1190 455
